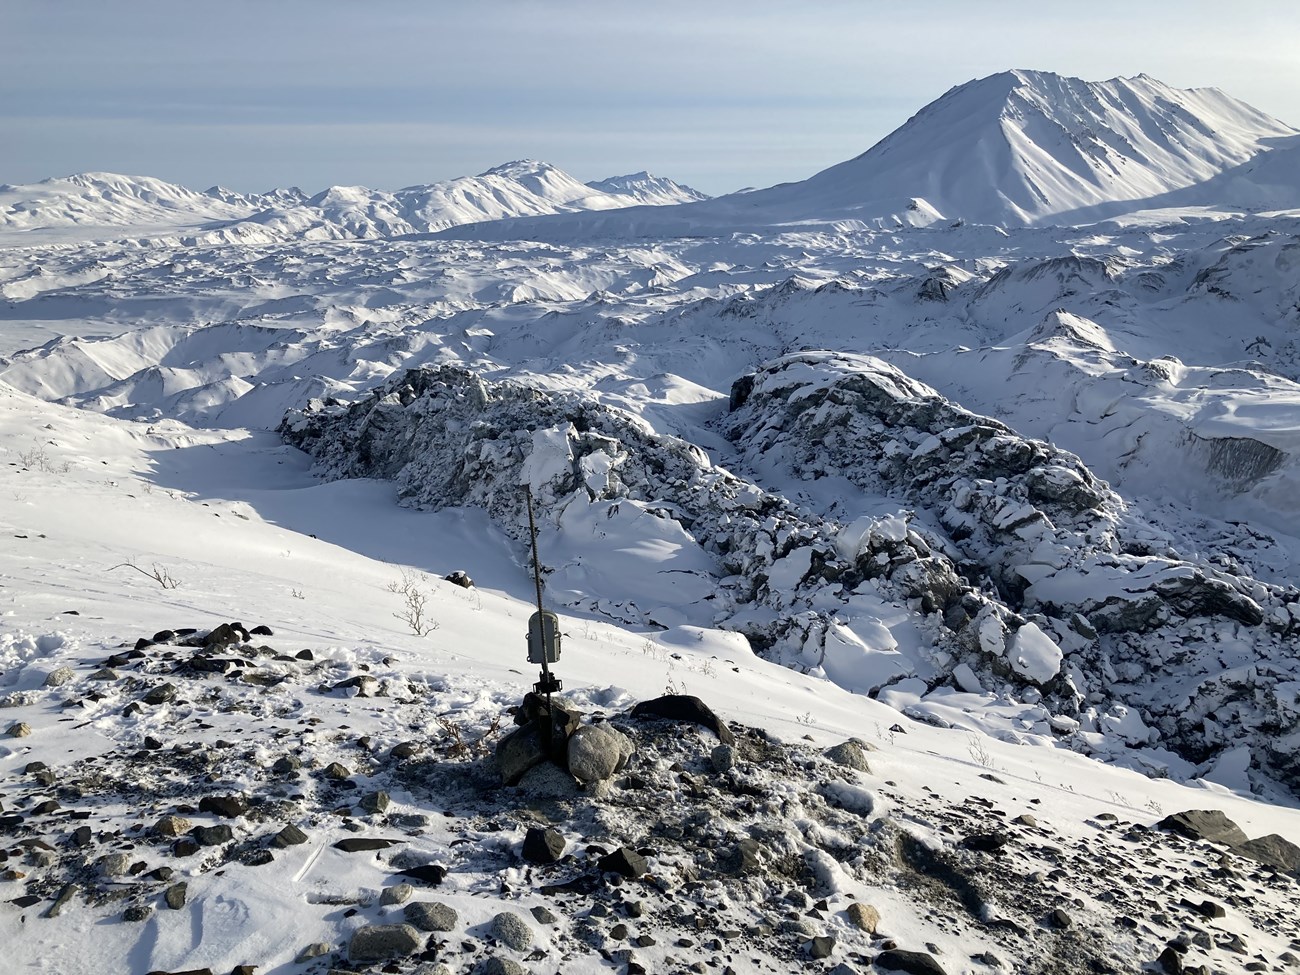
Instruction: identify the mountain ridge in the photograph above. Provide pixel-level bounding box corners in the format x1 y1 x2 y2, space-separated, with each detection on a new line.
0 162 709 242
434 69 1300 241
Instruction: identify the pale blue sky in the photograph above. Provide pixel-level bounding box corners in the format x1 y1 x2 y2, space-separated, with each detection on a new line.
4 0 1298 195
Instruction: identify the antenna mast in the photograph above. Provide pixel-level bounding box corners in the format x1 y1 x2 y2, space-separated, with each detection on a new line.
524 486 562 751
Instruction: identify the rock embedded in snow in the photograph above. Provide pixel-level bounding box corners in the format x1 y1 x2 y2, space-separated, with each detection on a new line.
348 923 426 963
272 824 308 847
153 815 191 838
43 667 75 688
597 846 647 878
380 882 414 906
875 948 949 975
522 826 566 864
566 723 634 784
824 740 872 772
1004 622 1063 684
403 900 458 932
845 901 881 933
164 882 187 909
1157 809 1249 847
198 794 248 818
489 910 533 951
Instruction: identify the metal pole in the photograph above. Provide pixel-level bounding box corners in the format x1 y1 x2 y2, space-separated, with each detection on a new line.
524 486 555 754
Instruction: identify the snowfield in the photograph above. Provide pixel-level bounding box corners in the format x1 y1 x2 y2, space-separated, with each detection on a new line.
3 69 1300 975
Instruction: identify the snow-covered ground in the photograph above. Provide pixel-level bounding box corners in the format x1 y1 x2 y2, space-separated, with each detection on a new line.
3 69 1300 975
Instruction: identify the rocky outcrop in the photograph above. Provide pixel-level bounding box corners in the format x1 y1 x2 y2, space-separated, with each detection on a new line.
280 360 1300 794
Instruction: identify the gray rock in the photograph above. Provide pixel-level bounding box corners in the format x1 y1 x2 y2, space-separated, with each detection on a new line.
530 905 558 925
199 794 249 818
710 743 737 773
490 911 534 951
153 815 191 837
631 694 734 744
566 723 634 784
361 790 391 814
295 942 332 963
496 724 550 786
143 683 178 705
5 722 32 738
598 846 646 878
322 761 351 780
1157 810 1249 847
404 900 458 932
824 740 872 772
44 667 76 688
123 904 152 922
876 949 949 975
272 755 303 774
808 934 836 959
1236 833 1300 873
845 901 880 933
98 853 131 877
348 923 426 963
165 882 188 909
515 761 580 799
483 958 528 975
522 826 566 864
272 824 308 847
191 824 234 847
381 883 414 906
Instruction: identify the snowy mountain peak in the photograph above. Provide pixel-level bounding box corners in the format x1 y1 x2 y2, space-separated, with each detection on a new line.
782 69 1300 227
478 158 560 180
587 171 710 205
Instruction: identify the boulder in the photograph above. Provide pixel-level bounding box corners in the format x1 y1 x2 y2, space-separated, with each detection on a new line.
598 846 647 878
1236 833 1300 874
348 923 426 963
523 826 566 864
404 900 458 932
845 901 880 933
876 949 949 975
490 911 533 951
1157 810 1249 848
824 740 872 772
631 694 734 744
567 723 634 784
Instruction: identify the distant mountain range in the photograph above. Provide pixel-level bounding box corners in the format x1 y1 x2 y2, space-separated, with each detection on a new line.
0 162 709 242
3 70 1298 243
436 70 1300 239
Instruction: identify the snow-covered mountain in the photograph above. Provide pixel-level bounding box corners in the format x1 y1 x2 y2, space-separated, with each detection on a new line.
438 70 1300 241
773 69 1300 227
586 171 710 206
0 162 709 244
0 172 271 237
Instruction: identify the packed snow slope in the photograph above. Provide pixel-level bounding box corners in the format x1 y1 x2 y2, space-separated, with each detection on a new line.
4 384 1300 975
436 70 1300 240
0 162 708 245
